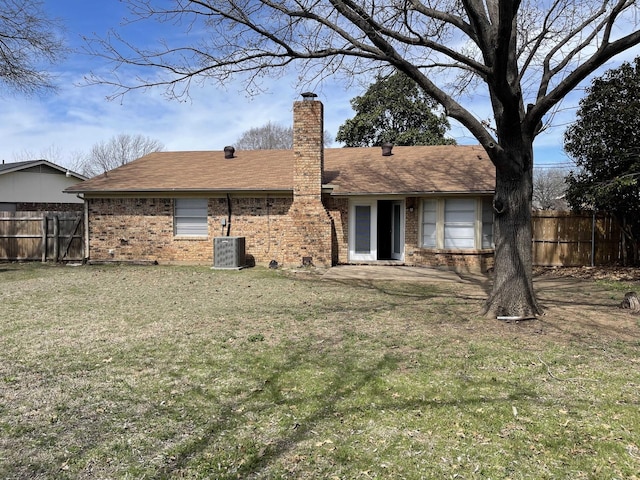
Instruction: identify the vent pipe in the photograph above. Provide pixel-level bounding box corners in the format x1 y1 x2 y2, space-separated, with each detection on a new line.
381 143 394 156
224 146 235 159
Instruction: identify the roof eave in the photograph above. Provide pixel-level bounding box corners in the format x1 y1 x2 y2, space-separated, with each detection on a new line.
329 190 495 197
66 188 294 196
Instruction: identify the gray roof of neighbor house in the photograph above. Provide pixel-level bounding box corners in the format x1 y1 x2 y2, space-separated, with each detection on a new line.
1 159 87 180
64 145 494 196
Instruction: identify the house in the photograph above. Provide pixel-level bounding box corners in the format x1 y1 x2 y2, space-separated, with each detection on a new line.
0 160 87 212
64 95 496 271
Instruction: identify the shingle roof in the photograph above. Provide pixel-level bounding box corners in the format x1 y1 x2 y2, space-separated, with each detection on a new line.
325 145 494 195
0 160 36 173
64 145 494 195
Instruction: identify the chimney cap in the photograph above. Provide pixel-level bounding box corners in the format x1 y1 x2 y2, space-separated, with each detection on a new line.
301 92 318 101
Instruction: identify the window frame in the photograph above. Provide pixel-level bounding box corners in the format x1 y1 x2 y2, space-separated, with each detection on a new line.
420 197 493 250
174 198 209 237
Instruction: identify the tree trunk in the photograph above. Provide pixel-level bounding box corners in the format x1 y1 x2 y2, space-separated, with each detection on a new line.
483 149 543 319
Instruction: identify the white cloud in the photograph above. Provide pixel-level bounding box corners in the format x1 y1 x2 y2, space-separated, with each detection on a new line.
4 0 640 171
0 65 359 167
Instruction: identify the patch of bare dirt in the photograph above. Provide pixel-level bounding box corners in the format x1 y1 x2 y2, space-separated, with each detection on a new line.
527 266 640 344
534 266 640 282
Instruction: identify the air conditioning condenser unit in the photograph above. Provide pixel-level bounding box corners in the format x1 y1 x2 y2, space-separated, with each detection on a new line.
213 236 246 269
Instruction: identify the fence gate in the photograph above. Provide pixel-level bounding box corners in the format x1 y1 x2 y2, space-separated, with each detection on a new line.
0 211 84 262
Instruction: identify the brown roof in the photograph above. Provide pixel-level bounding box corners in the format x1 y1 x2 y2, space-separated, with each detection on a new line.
64 145 494 195
325 145 494 195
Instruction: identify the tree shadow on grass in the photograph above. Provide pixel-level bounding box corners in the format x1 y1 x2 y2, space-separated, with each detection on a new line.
320 269 638 347
152 342 540 479
534 277 622 308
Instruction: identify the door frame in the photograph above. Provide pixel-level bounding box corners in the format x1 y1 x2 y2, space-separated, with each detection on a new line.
348 199 378 261
348 198 405 262
390 200 404 260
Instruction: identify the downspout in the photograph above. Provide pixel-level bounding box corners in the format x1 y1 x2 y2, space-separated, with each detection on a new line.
226 193 232 236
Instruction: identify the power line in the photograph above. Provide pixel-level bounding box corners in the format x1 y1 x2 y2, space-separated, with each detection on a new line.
533 163 576 169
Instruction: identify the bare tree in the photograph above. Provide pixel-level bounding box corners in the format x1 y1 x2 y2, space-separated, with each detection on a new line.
236 122 294 150
86 0 640 318
77 134 164 177
11 145 66 165
533 168 570 211
235 121 332 150
11 145 95 175
0 0 67 95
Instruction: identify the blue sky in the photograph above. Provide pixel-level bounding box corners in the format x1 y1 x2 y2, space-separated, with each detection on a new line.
0 1 637 171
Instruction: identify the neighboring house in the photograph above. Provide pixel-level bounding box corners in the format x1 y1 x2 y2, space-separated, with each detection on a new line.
65 95 496 271
0 160 87 212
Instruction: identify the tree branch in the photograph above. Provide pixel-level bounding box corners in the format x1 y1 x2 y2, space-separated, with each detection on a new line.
528 28 640 134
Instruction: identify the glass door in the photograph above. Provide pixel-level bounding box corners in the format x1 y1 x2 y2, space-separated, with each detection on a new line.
391 201 403 260
349 201 377 261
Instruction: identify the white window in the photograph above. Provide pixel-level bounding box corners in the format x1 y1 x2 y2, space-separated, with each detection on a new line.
422 199 437 248
481 198 494 249
421 197 493 250
174 198 208 237
444 198 476 248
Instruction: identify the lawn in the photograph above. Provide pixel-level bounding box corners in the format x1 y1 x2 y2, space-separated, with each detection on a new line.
0 263 639 479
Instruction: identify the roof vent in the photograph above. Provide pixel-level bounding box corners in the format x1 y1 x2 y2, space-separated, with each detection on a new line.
301 92 317 101
381 143 394 156
224 146 235 159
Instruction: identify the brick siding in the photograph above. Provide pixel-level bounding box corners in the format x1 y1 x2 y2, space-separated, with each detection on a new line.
404 197 494 272
325 196 349 264
87 196 298 265
281 99 334 267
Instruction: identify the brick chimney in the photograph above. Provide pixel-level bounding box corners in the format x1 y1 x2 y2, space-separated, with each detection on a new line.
282 93 333 268
293 93 323 200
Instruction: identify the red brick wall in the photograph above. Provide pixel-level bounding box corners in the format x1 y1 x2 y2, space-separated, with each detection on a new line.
87 196 298 265
281 198 333 267
87 194 493 270
325 196 349 264
404 196 494 272
220 196 292 265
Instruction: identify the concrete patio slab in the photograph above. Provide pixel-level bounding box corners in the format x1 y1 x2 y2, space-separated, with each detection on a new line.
322 265 491 284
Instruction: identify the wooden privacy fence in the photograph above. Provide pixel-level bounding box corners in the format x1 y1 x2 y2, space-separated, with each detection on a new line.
0 211 84 262
532 211 627 266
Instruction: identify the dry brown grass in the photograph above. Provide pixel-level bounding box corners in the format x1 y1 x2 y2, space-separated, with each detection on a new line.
0 263 638 479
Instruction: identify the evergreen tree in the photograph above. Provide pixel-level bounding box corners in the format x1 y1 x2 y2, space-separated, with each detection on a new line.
336 72 454 147
564 58 640 264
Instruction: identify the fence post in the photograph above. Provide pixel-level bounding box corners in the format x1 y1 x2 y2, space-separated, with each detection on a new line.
591 210 596 267
53 215 59 262
41 216 47 263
